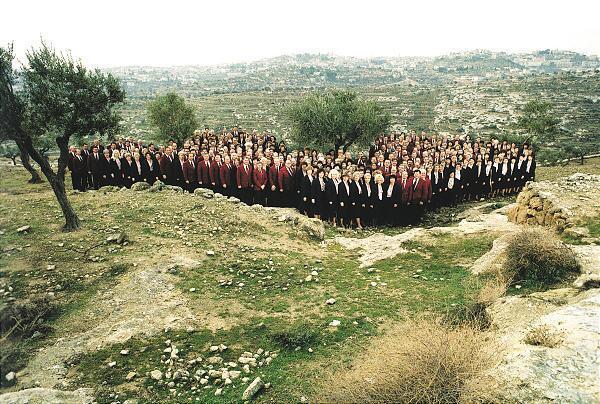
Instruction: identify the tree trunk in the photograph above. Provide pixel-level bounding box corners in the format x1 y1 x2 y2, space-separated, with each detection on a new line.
20 135 81 231
10 155 17 165
580 153 584 165
16 140 43 183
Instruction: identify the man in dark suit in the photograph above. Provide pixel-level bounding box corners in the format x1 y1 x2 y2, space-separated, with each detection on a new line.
220 155 233 196
210 154 223 190
237 155 253 204
182 154 197 192
197 153 211 189
81 143 91 189
87 146 103 189
71 149 86 191
159 146 177 185
409 169 427 224
278 159 295 207
252 159 268 206
268 156 282 207
67 146 77 190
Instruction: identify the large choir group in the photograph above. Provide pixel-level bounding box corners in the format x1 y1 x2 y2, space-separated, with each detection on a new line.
67 128 536 228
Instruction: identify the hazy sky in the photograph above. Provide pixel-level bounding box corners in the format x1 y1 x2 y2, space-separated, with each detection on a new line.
3 0 599 67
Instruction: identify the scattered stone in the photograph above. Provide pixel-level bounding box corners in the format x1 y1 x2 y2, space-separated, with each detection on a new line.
206 250 215 256
120 349 129 355
242 377 265 401
16 225 31 233
47 264 56 270
325 298 336 305
329 319 341 327
5 371 16 382
106 232 128 245
131 181 151 191
126 371 137 381
150 370 163 380
108 361 116 367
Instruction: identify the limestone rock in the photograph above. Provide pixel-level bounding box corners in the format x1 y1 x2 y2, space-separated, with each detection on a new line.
16 225 31 233
130 181 150 191
0 388 94 404
242 377 265 401
150 369 163 380
488 289 600 403
149 181 165 192
99 185 120 193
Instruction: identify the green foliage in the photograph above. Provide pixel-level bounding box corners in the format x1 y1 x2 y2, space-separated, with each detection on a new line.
270 322 320 349
515 100 560 145
504 228 580 284
287 89 390 152
22 42 124 151
147 92 198 145
1 41 124 230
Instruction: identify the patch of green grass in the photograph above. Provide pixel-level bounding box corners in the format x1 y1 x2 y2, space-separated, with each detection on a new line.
73 316 377 403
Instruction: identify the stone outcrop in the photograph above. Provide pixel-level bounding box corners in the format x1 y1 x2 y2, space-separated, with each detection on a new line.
130 181 150 191
0 387 94 404
507 173 600 231
488 288 600 403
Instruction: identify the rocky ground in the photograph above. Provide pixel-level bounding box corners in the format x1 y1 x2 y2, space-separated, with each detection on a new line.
1 161 600 403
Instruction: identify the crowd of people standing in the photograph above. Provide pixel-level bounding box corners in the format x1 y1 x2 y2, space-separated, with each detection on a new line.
67 128 536 228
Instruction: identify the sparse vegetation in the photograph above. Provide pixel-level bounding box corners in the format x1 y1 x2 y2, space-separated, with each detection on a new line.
524 325 564 348
316 318 496 404
503 228 580 285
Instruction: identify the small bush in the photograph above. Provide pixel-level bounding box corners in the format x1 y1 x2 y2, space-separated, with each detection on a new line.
316 319 496 403
524 325 564 348
0 296 58 340
270 322 319 349
444 302 491 329
477 277 509 306
504 228 580 284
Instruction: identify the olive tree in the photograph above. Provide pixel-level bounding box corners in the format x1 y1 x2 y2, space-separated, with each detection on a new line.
287 89 390 153
0 42 124 230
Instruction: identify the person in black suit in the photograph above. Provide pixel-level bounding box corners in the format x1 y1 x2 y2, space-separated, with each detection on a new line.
142 152 161 185
431 164 445 209
175 151 186 188
361 171 375 227
109 150 124 187
325 169 341 227
300 166 315 217
99 149 111 186
159 146 177 185
373 173 386 226
71 149 86 191
337 172 351 228
311 169 327 220
524 154 536 183
384 175 400 226
87 146 103 189
81 143 91 190
122 153 134 188
350 171 365 229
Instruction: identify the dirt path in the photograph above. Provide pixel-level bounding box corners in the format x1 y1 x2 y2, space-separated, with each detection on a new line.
17 255 225 390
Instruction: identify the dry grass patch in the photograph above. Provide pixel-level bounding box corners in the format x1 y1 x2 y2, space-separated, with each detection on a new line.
477 276 509 306
504 228 580 284
316 318 497 404
523 325 564 348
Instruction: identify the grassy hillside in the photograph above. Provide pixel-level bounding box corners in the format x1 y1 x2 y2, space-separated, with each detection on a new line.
1 158 599 402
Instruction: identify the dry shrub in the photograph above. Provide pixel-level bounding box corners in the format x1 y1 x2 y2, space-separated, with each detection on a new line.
316 319 497 403
504 228 580 284
477 276 509 306
523 325 564 348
